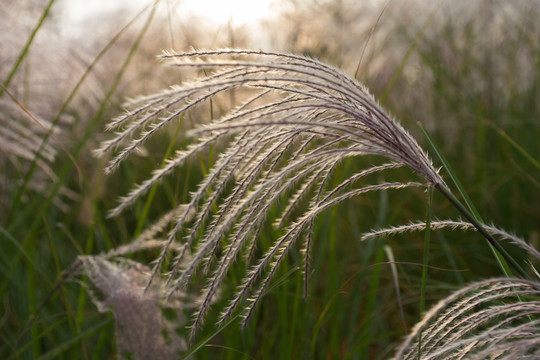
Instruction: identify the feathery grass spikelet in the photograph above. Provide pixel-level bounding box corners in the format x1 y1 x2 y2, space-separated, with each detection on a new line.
362 219 540 261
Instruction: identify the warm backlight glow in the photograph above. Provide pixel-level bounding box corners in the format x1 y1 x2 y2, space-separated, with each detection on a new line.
61 0 278 34
180 0 277 25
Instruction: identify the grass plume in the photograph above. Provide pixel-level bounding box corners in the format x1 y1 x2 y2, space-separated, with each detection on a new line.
96 49 539 346
393 277 540 359
97 49 449 339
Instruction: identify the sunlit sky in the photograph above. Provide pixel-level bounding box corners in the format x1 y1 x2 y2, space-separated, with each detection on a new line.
61 0 279 33
180 0 278 24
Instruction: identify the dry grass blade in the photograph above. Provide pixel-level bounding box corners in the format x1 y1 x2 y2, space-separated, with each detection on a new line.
96 49 445 338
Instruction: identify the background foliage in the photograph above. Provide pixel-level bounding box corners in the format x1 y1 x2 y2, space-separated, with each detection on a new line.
1 0 539 358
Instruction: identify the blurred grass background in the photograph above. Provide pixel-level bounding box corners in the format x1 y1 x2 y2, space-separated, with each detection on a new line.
1 0 539 358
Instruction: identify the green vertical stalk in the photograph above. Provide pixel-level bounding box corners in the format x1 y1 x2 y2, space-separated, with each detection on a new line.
0 0 55 98
379 0 442 103
26 234 38 359
418 186 433 359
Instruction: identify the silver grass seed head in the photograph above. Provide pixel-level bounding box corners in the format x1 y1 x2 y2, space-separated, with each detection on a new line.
96 49 449 337
99 49 444 189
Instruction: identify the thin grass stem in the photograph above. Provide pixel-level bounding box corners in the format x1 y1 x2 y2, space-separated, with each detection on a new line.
418 186 433 358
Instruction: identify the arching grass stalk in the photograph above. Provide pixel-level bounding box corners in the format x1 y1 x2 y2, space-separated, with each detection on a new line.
418 122 530 280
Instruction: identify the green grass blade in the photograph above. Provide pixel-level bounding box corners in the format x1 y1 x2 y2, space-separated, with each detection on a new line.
418 122 481 220
493 124 540 171
310 291 340 357
4 0 57 222
0 0 55 98
7 0 159 223
22 0 160 240
0 226 48 282
34 318 112 360
379 1 442 103
418 122 529 279
179 313 242 360
418 186 433 358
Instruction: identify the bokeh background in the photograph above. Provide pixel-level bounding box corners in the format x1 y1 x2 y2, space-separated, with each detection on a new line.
2 1 539 358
